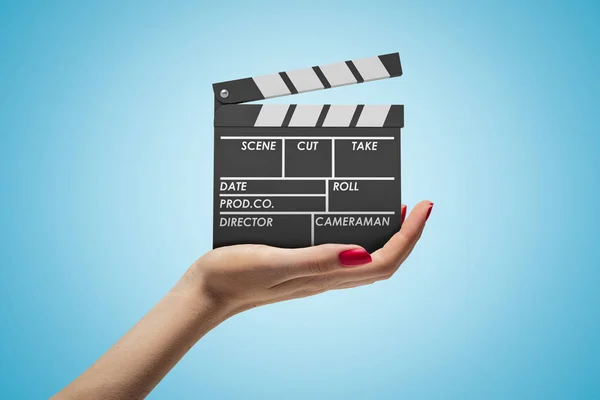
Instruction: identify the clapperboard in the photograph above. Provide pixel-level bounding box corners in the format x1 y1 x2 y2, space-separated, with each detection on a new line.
212 53 404 252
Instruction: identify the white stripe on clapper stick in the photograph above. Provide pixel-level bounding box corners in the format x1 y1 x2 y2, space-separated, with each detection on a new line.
254 104 290 127
319 62 357 88
352 56 391 81
322 105 357 127
356 105 392 127
286 68 324 93
288 105 323 127
252 74 290 99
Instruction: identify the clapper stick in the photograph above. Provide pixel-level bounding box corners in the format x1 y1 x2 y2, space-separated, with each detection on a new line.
212 53 404 252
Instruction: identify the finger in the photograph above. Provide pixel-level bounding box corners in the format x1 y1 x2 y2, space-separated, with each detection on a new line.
395 216 428 267
329 201 433 282
376 200 433 265
274 243 373 281
327 224 425 291
331 224 426 290
318 225 426 292
278 201 432 287
271 202 431 286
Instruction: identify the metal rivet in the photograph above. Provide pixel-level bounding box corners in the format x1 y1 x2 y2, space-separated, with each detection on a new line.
220 89 229 99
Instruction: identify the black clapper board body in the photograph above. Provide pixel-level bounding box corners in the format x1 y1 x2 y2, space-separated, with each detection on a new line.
212 53 404 253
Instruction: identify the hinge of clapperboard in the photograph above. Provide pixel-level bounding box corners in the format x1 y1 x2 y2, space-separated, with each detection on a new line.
212 53 403 128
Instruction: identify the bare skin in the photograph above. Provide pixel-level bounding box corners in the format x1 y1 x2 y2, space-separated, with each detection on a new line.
53 200 433 399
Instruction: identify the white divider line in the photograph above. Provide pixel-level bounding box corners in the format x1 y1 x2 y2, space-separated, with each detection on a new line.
220 136 394 140
311 214 315 246
220 211 396 215
282 138 285 177
219 194 325 197
220 177 395 180
331 140 335 178
325 179 329 212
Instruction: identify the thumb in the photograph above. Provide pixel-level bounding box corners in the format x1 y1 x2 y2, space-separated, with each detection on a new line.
279 244 373 279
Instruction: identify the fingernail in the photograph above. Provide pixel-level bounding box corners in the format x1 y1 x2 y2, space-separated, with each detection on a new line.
401 205 407 222
339 248 372 267
426 203 434 221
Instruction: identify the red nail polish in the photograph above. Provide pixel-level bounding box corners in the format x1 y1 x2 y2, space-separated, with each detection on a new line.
339 249 372 267
426 203 434 221
401 205 407 222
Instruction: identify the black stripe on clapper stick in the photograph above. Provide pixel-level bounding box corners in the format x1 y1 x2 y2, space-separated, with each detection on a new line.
349 105 364 127
379 53 403 77
282 104 297 127
346 61 364 83
279 72 298 94
316 105 330 127
312 66 331 89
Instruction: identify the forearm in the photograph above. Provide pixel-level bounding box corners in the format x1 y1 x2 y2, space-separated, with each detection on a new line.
53 284 229 399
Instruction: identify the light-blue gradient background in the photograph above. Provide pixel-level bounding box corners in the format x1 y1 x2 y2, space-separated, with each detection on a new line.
1 1 599 398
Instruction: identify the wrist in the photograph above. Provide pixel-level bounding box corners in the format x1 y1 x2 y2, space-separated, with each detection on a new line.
170 267 236 325
159 287 230 347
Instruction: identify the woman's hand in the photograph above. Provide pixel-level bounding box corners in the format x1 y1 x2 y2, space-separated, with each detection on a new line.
175 200 433 317
53 201 433 399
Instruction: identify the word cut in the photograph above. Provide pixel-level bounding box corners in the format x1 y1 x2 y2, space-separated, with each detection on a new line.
297 141 319 151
